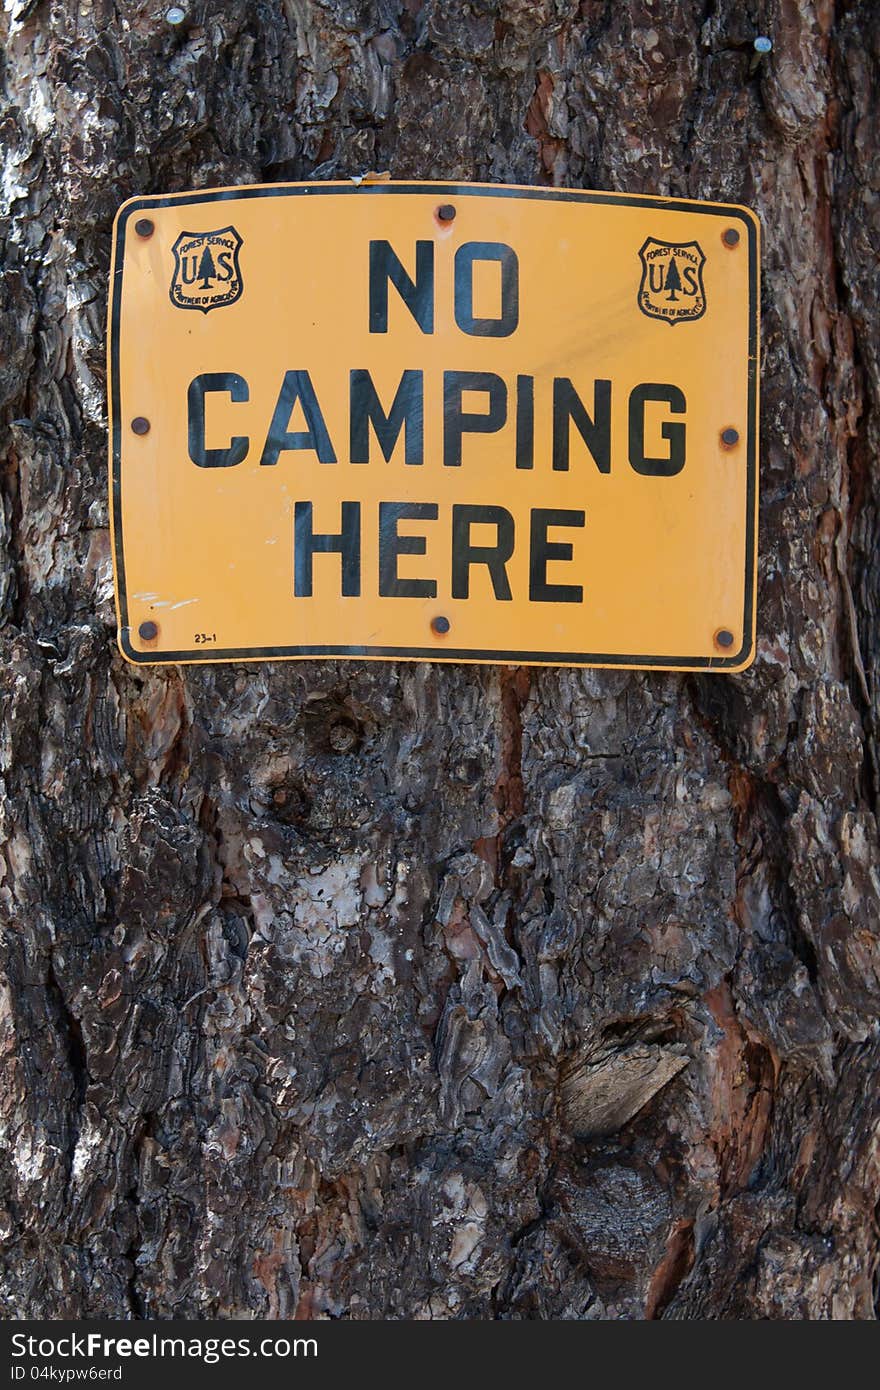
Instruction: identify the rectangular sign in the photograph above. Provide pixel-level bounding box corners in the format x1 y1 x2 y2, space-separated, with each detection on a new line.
108 181 759 670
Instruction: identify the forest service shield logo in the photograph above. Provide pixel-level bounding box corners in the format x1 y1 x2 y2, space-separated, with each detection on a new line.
638 238 706 325
170 227 243 312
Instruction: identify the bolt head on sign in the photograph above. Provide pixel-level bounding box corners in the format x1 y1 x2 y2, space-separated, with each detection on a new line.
108 182 760 671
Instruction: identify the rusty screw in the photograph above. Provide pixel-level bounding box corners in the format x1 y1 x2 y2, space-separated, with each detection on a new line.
431 615 451 635
720 426 740 448
714 628 735 650
722 227 740 248
134 218 154 238
131 416 151 435
138 621 159 641
436 204 456 222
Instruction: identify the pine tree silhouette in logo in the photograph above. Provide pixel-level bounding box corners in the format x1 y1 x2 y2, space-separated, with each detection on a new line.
170 225 244 313
197 243 217 289
664 254 682 301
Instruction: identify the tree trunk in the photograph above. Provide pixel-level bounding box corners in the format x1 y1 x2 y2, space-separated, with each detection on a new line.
1 0 879 1321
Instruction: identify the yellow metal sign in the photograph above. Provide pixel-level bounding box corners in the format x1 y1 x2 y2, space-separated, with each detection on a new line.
108 182 759 670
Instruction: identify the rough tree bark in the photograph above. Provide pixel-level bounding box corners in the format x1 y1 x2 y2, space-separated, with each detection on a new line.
1 0 878 1321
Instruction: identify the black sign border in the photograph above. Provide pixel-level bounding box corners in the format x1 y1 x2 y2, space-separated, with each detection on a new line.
109 182 759 670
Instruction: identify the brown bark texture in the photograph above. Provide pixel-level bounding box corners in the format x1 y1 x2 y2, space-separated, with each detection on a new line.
1 0 879 1321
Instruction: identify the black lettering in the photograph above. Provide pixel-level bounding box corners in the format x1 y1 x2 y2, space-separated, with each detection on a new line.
187 372 249 468
443 370 507 467
378 502 437 598
553 378 611 473
529 508 584 603
369 241 434 334
260 371 337 465
682 265 699 295
628 384 686 477
350 370 424 464
454 242 519 338
516 375 534 470
216 251 233 281
294 501 360 597
451 504 514 600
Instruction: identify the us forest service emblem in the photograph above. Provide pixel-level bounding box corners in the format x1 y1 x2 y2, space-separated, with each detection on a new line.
169 226 243 312
638 238 706 325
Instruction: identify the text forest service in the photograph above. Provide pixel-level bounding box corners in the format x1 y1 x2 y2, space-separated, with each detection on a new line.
108 181 760 670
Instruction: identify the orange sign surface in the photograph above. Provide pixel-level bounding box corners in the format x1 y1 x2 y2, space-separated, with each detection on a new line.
108 182 759 669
